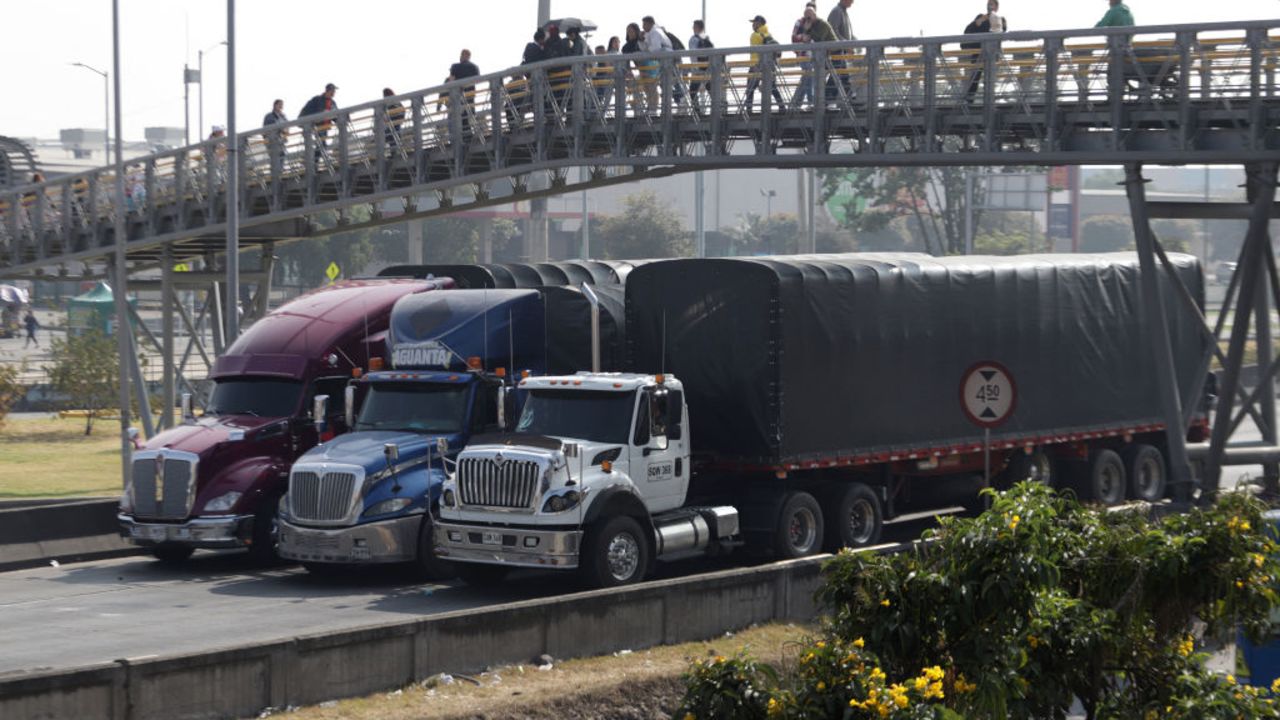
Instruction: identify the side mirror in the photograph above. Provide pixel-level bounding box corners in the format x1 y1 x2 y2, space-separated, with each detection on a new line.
180 393 194 422
313 394 329 433
383 442 399 463
667 390 684 440
344 385 356 429
496 386 508 430
563 442 580 458
437 437 449 456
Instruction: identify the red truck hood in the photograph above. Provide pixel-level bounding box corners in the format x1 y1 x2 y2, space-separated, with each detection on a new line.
141 415 285 457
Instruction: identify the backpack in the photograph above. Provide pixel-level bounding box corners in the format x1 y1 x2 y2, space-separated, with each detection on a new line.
665 30 685 51
762 34 778 45
700 35 714 49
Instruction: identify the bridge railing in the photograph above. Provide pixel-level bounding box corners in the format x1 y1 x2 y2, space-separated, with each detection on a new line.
1 20 1278 273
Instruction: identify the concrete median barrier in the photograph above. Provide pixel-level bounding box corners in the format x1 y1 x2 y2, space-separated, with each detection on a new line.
0 499 139 572
0 557 826 720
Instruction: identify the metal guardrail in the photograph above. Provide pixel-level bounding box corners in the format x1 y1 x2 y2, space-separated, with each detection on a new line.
1 20 1279 279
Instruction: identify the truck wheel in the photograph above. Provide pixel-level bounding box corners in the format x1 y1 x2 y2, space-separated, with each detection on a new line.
825 483 882 550
774 491 825 559
414 518 456 581
582 515 650 588
1123 444 1167 502
152 544 194 564
1088 449 1127 506
455 563 509 587
1003 449 1056 489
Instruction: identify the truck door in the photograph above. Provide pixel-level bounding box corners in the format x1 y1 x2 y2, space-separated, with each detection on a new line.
628 387 686 513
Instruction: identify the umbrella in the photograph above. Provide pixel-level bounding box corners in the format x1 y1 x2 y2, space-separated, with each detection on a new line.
0 285 29 305
546 17 598 33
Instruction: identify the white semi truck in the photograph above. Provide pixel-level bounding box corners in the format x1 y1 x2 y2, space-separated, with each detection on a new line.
434 254 1210 587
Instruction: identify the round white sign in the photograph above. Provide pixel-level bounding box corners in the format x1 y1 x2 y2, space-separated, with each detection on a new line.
961 362 1017 428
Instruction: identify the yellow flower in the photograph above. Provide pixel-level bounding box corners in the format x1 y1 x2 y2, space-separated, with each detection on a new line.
914 676 929 692
713 655 725 664
924 666 945 681
1270 677 1280 694
880 599 891 608
1227 674 1237 685
1027 634 1040 649
870 667 887 684
926 681 945 699
1009 514 1021 531
1255 553 1267 569
816 641 826 649
854 637 866 648
767 697 782 717
817 681 826 691
683 714 695 720
954 674 978 694
1237 580 1246 589
1177 636 1195 657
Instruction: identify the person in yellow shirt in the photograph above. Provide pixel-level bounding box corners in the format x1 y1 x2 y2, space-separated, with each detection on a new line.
745 15 785 113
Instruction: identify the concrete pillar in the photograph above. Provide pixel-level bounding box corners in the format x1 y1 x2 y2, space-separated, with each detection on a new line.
407 219 425 264
161 247 175 429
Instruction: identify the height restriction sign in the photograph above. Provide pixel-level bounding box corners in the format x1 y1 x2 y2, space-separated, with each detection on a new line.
961 361 1017 428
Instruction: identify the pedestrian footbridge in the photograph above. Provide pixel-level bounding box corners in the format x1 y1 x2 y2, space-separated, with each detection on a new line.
2 19 1279 279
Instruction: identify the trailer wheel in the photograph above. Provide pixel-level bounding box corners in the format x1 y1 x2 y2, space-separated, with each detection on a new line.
1123 444 1167 502
152 544 194 564
1088 449 1127 506
455 563 510 587
1001 449 1056 488
774 491 825 559
414 518 456 581
824 483 883 550
582 515 650 588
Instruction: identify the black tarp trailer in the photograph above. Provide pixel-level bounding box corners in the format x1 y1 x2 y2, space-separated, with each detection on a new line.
625 253 1209 549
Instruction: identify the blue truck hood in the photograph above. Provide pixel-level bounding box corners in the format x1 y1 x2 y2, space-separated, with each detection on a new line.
302 430 460 474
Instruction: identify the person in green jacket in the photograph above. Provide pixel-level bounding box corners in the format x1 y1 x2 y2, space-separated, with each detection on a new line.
1096 0 1134 27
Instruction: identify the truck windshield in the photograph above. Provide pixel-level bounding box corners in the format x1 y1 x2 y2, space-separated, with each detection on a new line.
205 378 303 418
516 389 635 444
355 383 470 434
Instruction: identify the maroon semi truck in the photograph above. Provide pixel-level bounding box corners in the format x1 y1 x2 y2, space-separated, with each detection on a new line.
118 277 449 563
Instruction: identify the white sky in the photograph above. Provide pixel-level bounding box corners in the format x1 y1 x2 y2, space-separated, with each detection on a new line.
3 0 1277 141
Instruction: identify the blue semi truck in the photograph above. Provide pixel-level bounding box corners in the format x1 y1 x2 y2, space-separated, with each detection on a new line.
276 285 623 575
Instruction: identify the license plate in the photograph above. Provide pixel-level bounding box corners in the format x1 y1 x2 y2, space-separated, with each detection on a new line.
139 526 166 541
481 531 502 546
352 546 371 560
169 527 191 540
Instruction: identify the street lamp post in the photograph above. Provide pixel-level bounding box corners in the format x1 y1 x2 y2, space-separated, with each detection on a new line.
70 62 109 165
761 189 777 219
197 41 227 139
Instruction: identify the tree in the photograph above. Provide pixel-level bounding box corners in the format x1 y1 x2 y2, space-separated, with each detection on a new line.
725 214 802 256
1080 215 1132 253
0 362 23 430
274 208 379 288
594 192 690 260
679 483 1280 719
820 166 982 256
48 329 119 435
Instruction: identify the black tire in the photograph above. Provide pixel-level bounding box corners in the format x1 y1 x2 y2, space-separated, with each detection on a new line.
152 544 194 564
1001 449 1056 489
1088 449 1127 506
773 491 825 559
455 562 510 587
824 483 883 550
1123 444 1167 502
581 515 650 588
247 502 280 565
414 518 456 581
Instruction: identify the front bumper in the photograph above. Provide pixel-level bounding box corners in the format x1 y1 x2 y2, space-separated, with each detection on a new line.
277 514 421 564
433 520 582 570
118 513 253 549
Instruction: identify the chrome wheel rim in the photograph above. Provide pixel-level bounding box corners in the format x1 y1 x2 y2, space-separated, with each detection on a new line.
1099 464 1122 501
788 506 818 553
1029 453 1052 485
1136 456 1163 499
606 532 640 582
847 499 875 546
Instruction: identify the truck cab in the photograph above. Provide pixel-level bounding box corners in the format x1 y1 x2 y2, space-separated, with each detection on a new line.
435 373 739 588
277 289 545 576
117 278 445 563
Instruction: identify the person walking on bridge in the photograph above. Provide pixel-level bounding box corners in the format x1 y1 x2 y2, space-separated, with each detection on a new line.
448 50 481 135
299 83 338 164
262 99 288 170
745 15 785 114
1096 0 1134 27
826 0 855 102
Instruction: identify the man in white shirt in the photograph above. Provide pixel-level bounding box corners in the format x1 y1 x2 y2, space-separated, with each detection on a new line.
641 16 677 108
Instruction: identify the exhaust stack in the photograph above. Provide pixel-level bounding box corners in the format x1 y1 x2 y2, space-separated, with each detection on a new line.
581 283 601 373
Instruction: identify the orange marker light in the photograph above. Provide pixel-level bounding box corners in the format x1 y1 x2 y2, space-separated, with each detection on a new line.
369 357 385 371
467 356 483 370
655 374 666 384
352 368 363 378
521 370 531 379
494 367 507 378
601 460 613 473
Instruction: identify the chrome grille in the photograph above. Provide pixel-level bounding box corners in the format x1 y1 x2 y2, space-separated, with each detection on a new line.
289 470 359 523
458 457 541 509
130 454 197 520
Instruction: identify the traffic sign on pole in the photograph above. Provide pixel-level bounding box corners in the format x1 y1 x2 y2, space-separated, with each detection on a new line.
325 262 340 283
961 361 1017 428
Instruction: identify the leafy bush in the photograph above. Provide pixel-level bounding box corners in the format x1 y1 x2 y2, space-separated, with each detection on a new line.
0 362 23 429
679 483 1280 719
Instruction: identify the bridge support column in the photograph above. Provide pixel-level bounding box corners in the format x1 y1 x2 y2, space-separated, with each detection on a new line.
527 198 549 262
161 247 175 430
1205 163 1280 495
1125 165 1194 499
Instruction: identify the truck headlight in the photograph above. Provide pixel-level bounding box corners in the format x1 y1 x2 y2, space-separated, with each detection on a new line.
203 491 243 514
442 489 456 507
363 497 413 518
542 490 582 513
